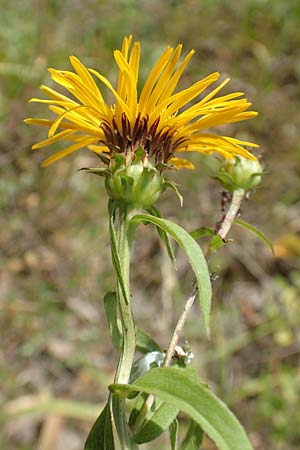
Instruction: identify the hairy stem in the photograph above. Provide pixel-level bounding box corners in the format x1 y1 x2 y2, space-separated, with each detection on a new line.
110 205 137 450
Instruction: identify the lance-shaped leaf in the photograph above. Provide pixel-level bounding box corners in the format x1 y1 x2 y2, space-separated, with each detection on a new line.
103 292 122 350
132 400 179 443
146 206 176 266
169 418 179 450
181 419 204 450
189 226 214 240
130 213 212 335
234 219 274 254
136 328 161 353
84 402 115 450
110 367 254 450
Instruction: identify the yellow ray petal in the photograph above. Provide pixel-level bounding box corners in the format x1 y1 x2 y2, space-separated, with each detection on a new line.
114 50 137 112
32 130 75 149
88 144 110 154
41 137 97 167
89 68 133 121
48 104 103 137
159 49 195 103
169 157 195 169
154 72 220 124
69 56 105 102
138 47 174 115
146 44 182 112
40 85 78 103
129 41 140 84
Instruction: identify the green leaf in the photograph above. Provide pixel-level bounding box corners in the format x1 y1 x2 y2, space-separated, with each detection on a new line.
181 420 204 450
131 213 212 336
78 167 109 177
133 401 179 444
162 179 183 206
146 206 176 266
234 219 274 254
209 234 228 252
103 292 122 350
169 418 179 450
129 393 148 429
136 328 161 353
84 402 115 450
110 367 254 450
190 227 214 240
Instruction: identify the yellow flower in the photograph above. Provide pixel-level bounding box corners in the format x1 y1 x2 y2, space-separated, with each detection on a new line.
25 35 258 169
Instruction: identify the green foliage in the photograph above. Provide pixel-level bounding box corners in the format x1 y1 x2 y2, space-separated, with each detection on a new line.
132 401 179 444
103 291 122 350
131 213 212 336
135 328 161 354
110 367 255 450
181 420 204 450
84 402 115 450
234 219 274 254
169 419 179 450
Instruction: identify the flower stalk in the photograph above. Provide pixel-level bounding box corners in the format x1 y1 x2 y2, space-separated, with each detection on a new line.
109 204 137 449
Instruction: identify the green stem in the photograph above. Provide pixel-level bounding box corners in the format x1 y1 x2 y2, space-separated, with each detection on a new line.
114 206 136 384
110 204 137 450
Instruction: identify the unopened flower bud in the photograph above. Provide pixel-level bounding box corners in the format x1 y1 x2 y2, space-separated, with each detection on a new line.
217 156 263 192
105 150 163 208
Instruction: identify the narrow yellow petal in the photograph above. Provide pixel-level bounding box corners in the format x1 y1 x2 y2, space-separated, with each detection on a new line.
88 144 110 154
29 98 77 108
159 49 195 103
89 68 133 121
32 130 75 149
114 50 137 112
129 41 140 84
146 44 182 112
41 137 97 167
69 56 105 102
197 77 230 106
138 47 174 115
48 104 102 137
40 85 78 103
169 157 195 169
153 72 220 125
24 118 54 127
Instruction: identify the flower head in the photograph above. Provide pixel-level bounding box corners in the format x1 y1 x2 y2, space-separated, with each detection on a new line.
25 35 258 172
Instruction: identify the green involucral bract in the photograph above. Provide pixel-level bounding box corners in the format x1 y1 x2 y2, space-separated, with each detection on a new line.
220 156 263 192
105 150 163 208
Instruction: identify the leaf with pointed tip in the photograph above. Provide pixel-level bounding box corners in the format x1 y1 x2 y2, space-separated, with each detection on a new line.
103 292 122 350
162 179 183 206
169 418 179 450
84 402 115 450
146 206 176 266
136 328 161 353
130 213 212 336
234 219 274 254
110 367 254 450
132 401 179 443
190 227 214 240
209 234 230 252
78 167 109 176
181 420 204 450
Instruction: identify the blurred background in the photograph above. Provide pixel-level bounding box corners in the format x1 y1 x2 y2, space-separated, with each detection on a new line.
1 0 300 449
